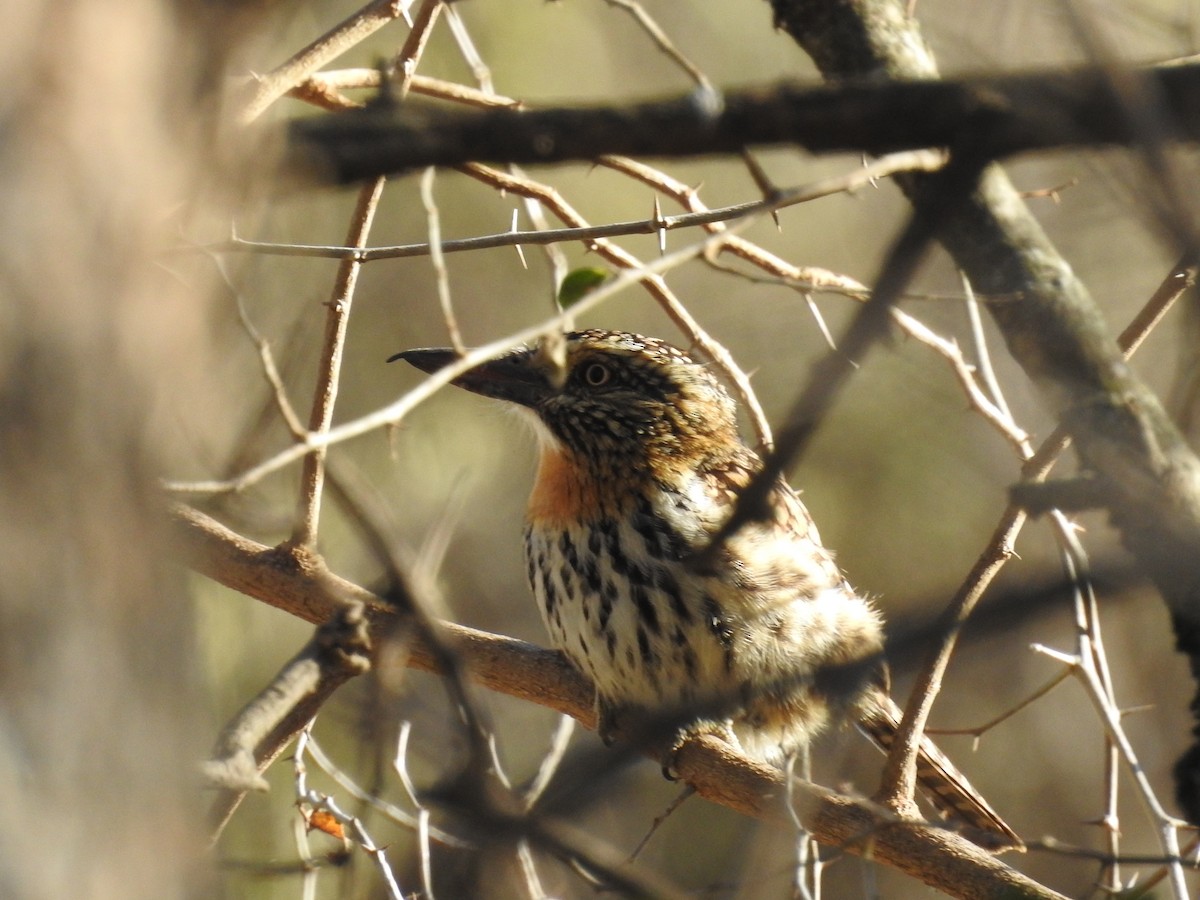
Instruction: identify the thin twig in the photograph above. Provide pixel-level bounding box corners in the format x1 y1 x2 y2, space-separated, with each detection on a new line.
701 149 990 578
787 751 822 900
894 309 1030 454
601 0 713 92
392 0 443 99
305 733 469 847
513 171 571 308
207 149 943 269
206 150 936 280
928 667 1074 740
442 2 493 93
295 729 405 899
523 715 576 809
1032 634 1190 898
598 152 892 297
1051 512 1122 893
290 802 320 900
213 253 308 439
1028 835 1200 867
291 177 386 547
1132 834 1200 896
420 166 466 353
515 840 548 900
1022 255 1198 482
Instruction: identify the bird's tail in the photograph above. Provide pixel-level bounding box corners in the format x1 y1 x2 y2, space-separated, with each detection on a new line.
858 694 1024 851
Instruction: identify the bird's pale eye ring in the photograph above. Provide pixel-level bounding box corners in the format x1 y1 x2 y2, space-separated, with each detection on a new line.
582 362 611 387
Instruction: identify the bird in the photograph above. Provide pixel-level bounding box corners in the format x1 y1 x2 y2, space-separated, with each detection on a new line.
391 329 1020 849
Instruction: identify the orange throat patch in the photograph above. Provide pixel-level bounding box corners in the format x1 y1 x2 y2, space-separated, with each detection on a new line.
527 445 614 528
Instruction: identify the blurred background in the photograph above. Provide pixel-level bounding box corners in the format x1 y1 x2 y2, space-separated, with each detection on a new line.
6 0 1200 897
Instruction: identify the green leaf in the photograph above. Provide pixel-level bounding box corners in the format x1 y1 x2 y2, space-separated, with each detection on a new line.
557 267 610 309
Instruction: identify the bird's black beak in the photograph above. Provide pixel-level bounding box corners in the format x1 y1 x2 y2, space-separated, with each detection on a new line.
388 345 554 409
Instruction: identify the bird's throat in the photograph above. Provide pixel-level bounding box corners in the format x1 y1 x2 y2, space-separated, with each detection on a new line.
527 445 625 528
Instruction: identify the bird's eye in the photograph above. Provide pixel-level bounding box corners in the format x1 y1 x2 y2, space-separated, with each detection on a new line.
582 362 612 387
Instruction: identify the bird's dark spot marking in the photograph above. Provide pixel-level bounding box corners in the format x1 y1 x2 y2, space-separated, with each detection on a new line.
681 645 698 680
601 523 654 586
588 524 605 555
628 560 652 587
632 582 660 634
657 569 691 623
558 532 578 569
633 493 688 561
540 567 559 618
579 556 601 595
605 526 629 574
560 560 579 602
599 579 616 630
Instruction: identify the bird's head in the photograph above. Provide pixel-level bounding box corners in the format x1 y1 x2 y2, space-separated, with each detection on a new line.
390 330 740 477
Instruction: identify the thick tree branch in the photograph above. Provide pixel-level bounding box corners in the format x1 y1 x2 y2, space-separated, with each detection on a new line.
173 503 591 717
284 62 1200 182
173 503 1061 899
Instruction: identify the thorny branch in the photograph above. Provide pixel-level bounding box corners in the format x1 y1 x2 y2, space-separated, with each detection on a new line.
700 147 992 565
208 149 944 267
293 730 405 899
